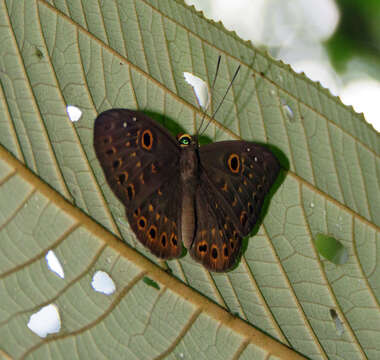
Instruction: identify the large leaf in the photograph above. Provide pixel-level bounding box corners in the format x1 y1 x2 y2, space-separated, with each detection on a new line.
0 0 379 359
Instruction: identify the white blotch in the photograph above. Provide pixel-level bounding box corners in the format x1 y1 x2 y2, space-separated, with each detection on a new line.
183 72 210 109
91 270 116 295
123 121 127 128
27 304 61 338
330 309 344 336
281 99 294 121
309 202 315 208
45 250 64 279
270 89 276 95
66 105 82 122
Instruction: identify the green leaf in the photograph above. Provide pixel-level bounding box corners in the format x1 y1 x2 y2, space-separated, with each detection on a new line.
0 0 379 359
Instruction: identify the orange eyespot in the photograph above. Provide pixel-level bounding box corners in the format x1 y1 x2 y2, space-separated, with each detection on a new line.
222 244 229 258
197 241 208 254
147 225 157 241
211 245 218 260
105 147 116 156
141 129 154 150
248 202 254 214
240 211 248 226
227 153 240 174
126 183 135 200
133 208 140 218
137 216 147 231
160 232 168 247
112 158 122 169
117 171 128 185
103 136 112 144
170 233 178 246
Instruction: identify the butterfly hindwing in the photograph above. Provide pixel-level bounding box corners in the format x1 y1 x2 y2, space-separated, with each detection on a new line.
199 141 280 236
189 183 242 272
94 109 182 258
188 141 280 271
126 175 182 259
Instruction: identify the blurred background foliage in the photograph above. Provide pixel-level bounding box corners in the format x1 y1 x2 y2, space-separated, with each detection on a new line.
185 0 380 132
326 0 380 77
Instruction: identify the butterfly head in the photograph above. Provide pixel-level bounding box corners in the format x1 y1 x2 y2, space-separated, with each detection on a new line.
177 133 197 148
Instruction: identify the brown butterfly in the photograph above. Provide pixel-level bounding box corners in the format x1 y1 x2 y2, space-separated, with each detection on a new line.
94 62 280 272
94 107 280 272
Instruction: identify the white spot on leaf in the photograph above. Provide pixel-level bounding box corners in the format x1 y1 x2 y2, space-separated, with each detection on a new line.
45 250 64 279
330 309 344 336
91 270 116 295
66 105 82 122
183 72 210 109
27 304 61 338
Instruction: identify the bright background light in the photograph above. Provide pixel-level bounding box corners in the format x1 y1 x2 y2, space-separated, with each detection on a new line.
185 0 380 132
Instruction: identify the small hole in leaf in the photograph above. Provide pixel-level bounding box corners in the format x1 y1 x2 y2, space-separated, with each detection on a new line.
315 234 348 265
27 304 61 338
45 250 64 279
66 105 82 122
91 271 116 295
183 72 210 109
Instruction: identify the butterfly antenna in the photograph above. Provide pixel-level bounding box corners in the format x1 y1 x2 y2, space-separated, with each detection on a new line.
197 55 222 135
200 64 241 136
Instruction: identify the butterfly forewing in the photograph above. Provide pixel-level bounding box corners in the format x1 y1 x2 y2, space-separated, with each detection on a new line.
94 109 182 259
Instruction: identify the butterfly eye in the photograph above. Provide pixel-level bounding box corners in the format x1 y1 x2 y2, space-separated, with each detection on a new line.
177 134 192 146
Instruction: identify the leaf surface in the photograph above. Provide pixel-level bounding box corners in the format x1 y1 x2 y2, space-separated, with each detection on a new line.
0 0 379 359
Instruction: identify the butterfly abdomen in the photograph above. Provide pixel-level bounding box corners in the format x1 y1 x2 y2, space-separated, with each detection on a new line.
179 147 199 250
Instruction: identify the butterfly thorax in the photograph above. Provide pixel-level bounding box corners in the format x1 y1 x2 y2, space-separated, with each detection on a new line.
178 134 199 249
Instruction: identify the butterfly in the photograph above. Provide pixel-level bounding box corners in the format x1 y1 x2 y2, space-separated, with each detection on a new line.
94 63 280 272
94 109 280 272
